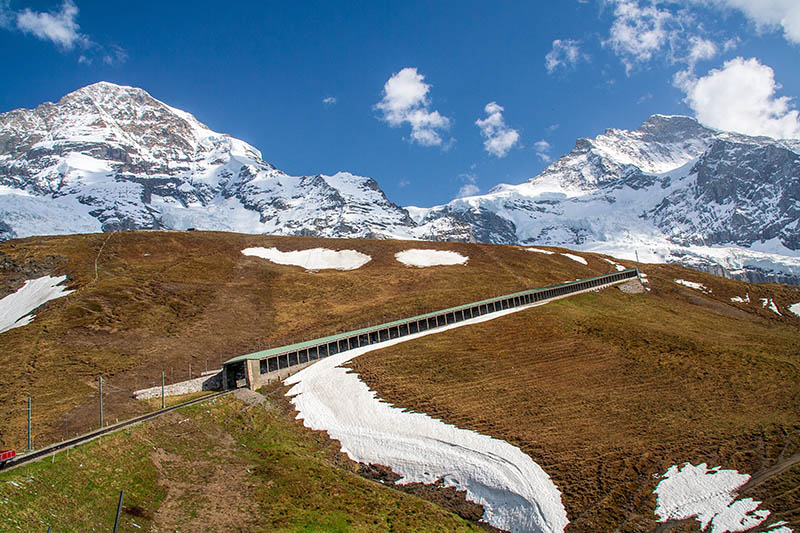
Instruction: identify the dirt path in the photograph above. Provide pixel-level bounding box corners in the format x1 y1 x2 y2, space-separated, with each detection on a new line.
149 411 260 532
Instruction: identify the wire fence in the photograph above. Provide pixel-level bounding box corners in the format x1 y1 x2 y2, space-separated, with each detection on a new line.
2 356 225 455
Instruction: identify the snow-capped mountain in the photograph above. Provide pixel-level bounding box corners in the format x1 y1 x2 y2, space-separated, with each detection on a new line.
415 115 800 283
0 82 416 240
1 82 798 283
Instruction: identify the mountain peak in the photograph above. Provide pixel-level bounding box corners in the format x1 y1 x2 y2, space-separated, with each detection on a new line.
61 81 154 105
637 114 712 140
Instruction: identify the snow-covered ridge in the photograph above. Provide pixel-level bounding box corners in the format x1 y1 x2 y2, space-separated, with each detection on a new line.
0 82 417 241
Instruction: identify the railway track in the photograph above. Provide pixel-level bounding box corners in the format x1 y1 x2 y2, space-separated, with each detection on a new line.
0 390 231 472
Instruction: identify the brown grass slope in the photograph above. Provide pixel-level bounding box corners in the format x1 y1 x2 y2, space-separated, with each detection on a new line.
0 231 798 531
351 263 800 531
0 230 650 449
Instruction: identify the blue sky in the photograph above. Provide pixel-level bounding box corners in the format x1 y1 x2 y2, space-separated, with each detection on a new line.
1 0 799 207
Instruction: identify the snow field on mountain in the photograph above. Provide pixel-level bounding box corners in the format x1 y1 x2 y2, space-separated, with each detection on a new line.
653 463 790 533
675 279 711 293
561 253 587 265
394 249 468 267
285 300 569 533
789 303 800 317
730 294 750 303
241 247 371 271
0 275 74 334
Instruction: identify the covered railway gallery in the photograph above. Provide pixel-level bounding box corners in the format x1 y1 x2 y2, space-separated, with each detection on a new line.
222 269 639 390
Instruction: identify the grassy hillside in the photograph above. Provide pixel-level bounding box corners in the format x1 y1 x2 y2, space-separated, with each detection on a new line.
351 263 800 531
0 230 649 449
0 230 798 531
0 391 484 532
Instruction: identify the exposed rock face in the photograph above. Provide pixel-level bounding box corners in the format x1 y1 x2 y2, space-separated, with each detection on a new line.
1 83 798 283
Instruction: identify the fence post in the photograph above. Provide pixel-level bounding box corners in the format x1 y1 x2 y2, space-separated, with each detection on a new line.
161 371 165 409
113 489 124 532
26 396 31 451
99 376 104 428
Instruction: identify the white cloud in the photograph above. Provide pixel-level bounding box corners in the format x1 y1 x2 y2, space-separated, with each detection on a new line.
375 67 451 147
322 96 336 106
457 183 480 198
102 45 127 66
0 0 12 29
604 0 676 73
475 102 520 158
545 39 585 74
686 36 717 69
534 140 552 162
457 172 480 198
708 0 800 44
15 0 87 49
681 57 800 139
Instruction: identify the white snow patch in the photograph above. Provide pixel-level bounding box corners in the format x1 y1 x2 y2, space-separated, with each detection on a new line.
285 301 570 533
654 463 775 532
395 249 468 267
561 253 587 265
760 298 782 316
675 279 711 294
241 247 371 271
789 303 800 318
765 522 792 532
526 247 555 255
603 258 626 271
730 293 750 303
0 275 74 334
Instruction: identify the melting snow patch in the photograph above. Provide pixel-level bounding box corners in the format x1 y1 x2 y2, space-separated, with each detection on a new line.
0 275 74 334
561 253 588 265
603 258 626 271
789 303 800 318
526 247 555 255
654 463 774 532
675 279 711 294
285 304 569 533
241 247 371 271
395 249 468 267
730 293 750 303
760 298 782 316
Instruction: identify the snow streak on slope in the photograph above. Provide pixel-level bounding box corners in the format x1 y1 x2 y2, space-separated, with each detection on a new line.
284 303 569 533
0 275 73 333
